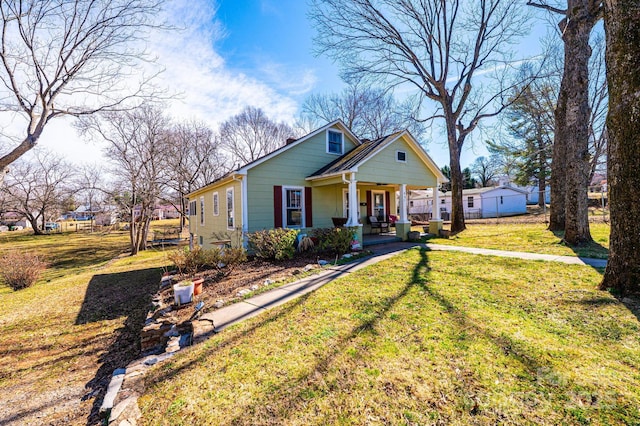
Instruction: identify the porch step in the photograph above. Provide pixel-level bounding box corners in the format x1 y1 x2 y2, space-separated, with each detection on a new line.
362 235 402 247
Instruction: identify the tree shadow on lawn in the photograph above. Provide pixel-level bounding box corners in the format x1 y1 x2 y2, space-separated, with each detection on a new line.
141 250 423 423
75 266 164 425
142 248 613 424
550 230 609 260
225 248 586 423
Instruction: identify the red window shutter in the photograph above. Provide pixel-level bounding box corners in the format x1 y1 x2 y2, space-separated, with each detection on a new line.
305 187 313 228
385 191 391 219
274 186 282 228
366 190 372 217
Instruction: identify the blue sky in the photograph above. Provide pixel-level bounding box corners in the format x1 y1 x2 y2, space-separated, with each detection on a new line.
11 0 555 171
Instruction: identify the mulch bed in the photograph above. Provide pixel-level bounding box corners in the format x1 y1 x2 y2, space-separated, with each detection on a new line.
161 254 330 323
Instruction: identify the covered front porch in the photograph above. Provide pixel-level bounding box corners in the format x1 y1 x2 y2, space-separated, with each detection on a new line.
305 130 448 244
308 174 444 245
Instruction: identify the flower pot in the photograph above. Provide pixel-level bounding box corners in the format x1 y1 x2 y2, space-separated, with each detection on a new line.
408 231 421 241
193 278 204 296
173 281 194 306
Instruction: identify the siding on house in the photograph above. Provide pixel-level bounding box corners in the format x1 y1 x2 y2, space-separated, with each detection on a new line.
246 127 359 232
355 135 438 187
189 179 242 246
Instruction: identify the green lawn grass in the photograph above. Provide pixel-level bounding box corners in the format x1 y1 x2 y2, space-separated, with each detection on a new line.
138 249 639 425
425 223 610 259
0 229 172 425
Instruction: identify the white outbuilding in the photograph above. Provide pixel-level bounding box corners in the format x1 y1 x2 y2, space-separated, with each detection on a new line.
409 185 528 219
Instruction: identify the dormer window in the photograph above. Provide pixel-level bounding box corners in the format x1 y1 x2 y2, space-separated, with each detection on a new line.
327 130 343 155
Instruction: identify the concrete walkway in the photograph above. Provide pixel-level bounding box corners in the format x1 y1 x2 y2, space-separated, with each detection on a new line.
425 243 608 268
200 242 606 333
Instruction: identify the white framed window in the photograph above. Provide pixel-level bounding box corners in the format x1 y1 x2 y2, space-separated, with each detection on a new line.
327 130 343 155
200 197 205 225
396 150 407 163
467 196 474 208
213 192 219 216
283 186 304 228
226 188 234 229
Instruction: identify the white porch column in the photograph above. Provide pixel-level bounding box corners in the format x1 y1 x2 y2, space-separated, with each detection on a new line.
398 184 408 223
346 173 359 227
433 180 441 220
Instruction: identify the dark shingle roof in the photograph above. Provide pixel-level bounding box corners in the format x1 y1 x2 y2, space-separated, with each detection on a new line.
308 133 399 178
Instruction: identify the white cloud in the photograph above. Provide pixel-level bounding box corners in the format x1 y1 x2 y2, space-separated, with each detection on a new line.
151 0 301 125
1 0 310 167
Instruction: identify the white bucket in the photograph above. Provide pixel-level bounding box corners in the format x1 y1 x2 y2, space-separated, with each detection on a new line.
173 282 194 305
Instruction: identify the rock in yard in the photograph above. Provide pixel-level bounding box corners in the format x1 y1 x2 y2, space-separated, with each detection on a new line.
250 284 260 291
303 264 316 272
236 289 252 297
214 300 225 309
318 259 329 265
263 279 274 286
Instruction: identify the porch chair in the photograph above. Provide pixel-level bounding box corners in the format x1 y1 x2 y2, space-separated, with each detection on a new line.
368 216 390 234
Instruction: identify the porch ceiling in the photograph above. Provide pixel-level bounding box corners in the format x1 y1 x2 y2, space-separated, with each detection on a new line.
308 176 435 190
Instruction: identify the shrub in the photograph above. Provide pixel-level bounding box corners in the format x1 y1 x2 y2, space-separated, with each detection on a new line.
168 246 247 275
219 247 247 271
247 228 298 260
297 235 315 253
311 227 356 255
0 251 47 291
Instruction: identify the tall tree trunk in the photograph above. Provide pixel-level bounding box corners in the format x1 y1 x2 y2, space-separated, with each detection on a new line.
447 129 465 234
28 215 43 235
549 85 567 230
600 0 640 294
549 1 599 245
129 205 138 256
537 137 547 208
180 195 187 230
563 3 596 244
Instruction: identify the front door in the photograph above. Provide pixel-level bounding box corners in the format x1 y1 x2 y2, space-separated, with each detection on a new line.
372 190 386 220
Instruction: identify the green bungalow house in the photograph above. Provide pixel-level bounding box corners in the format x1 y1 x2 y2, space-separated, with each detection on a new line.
186 120 447 249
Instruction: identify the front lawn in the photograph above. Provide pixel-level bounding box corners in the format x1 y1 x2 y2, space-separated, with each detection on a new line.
139 249 639 425
0 231 170 425
426 223 610 259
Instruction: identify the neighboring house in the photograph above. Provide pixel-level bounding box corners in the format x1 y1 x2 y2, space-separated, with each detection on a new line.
0 212 33 229
408 189 436 216
132 204 180 220
187 120 447 249
522 185 551 205
156 204 180 220
413 185 528 219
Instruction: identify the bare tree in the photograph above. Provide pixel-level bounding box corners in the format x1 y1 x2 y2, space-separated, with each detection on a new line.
471 156 501 188
587 33 609 182
219 106 298 167
311 0 533 233
527 1 603 245
0 0 166 185
80 105 169 255
74 163 110 232
599 0 640 294
1 151 73 234
301 81 424 140
161 120 229 229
